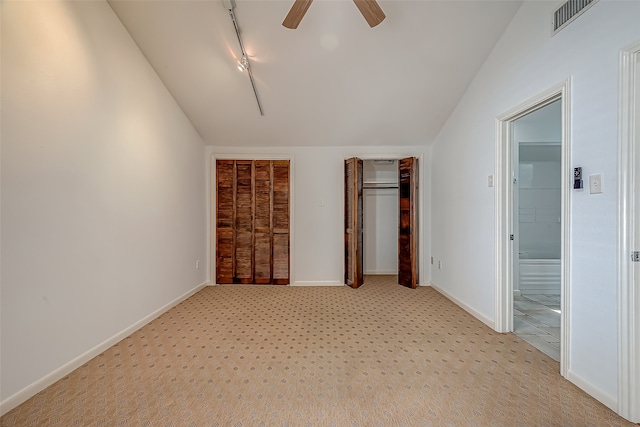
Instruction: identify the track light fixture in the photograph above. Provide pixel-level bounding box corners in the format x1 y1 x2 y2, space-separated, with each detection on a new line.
237 55 249 72
223 0 264 115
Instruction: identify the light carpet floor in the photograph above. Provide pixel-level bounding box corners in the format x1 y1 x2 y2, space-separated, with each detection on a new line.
1 275 635 426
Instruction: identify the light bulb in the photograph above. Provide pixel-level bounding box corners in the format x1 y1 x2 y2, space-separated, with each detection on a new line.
237 56 248 72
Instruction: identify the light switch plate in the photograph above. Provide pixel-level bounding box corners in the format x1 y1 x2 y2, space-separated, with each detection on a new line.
589 174 603 194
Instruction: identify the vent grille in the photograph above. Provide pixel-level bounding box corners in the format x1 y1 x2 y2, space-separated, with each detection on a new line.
552 0 598 35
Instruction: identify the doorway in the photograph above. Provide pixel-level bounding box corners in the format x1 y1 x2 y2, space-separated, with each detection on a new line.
511 101 562 361
344 156 419 289
495 80 570 376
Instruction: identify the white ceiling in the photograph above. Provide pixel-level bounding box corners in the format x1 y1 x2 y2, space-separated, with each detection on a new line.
108 0 523 147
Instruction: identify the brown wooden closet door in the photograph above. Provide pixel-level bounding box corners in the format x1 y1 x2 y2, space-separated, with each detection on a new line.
345 157 364 289
216 160 235 284
272 161 290 285
215 159 290 285
234 161 254 283
253 161 273 284
398 157 418 289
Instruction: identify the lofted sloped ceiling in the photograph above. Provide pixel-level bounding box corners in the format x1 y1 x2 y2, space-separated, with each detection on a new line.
108 0 522 147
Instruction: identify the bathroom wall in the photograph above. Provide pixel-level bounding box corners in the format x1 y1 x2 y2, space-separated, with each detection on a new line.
518 145 562 260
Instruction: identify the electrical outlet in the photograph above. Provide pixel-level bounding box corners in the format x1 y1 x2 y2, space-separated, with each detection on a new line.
195 260 200 270
438 261 442 270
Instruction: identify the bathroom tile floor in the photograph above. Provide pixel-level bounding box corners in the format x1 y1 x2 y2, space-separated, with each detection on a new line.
514 294 561 361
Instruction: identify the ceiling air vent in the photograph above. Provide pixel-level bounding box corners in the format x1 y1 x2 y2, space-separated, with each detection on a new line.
552 0 598 36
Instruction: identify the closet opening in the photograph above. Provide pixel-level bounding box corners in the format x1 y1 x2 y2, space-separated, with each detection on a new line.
363 160 399 282
344 157 418 289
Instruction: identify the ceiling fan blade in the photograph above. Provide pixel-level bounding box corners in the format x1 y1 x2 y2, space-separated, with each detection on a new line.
353 0 386 27
282 0 314 29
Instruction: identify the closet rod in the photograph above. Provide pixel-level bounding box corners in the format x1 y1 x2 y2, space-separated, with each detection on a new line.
363 185 399 189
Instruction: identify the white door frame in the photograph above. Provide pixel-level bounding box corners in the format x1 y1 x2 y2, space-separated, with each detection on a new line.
617 40 640 423
495 80 571 378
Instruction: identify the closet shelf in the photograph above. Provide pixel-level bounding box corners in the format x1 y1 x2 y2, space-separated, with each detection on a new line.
363 180 399 189
363 180 397 185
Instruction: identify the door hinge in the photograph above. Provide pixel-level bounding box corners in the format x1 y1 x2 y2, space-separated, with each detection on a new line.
510 234 514 241
632 251 640 262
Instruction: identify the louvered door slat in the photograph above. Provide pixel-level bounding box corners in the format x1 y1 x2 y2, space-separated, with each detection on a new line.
272 161 290 284
254 161 272 284
272 234 289 284
272 161 289 234
398 157 418 289
216 160 235 284
344 157 363 288
235 161 254 282
345 159 354 287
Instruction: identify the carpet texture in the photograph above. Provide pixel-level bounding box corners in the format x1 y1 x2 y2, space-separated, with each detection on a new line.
1 275 635 426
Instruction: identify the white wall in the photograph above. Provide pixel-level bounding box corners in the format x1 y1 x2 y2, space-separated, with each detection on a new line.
363 160 399 274
430 0 640 410
0 0 207 408
206 147 429 286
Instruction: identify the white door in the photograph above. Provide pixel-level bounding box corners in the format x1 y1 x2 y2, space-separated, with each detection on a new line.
633 51 640 421
512 138 520 296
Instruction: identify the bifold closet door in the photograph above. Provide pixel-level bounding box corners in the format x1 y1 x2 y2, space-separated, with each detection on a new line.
272 161 290 285
345 157 364 289
216 160 235 284
253 161 272 284
216 160 290 285
398 157 418 289
235 161 254 283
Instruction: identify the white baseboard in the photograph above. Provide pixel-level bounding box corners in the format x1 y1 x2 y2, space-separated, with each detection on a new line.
0 281 210 416
292 280 344 287
566 369 617 413
513 289 522 297
430 282 495 329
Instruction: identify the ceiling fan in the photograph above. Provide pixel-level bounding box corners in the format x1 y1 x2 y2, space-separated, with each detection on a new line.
282 0 386 29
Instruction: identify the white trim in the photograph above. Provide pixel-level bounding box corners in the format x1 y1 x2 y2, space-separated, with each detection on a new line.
0 281 210 416
567 369 618 413
431 282 495 329
495 115 512 333
292 280 344 287
495 80 571 380
617 40 640 423
209 154 295 286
